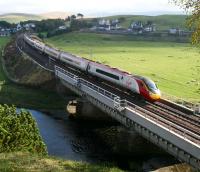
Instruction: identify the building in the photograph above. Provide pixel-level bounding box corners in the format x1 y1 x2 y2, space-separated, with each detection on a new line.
143 24 156 32
0 30 10 37
17 23 22 31
110 19 121 30
58 25 67 30
99 19 110 26
24 23 36 30
130 21 143 32
97 19 111 31
130 21 156 33
169 28 184 35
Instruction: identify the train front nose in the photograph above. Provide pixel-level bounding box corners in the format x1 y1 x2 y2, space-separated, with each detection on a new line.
149 89 161 100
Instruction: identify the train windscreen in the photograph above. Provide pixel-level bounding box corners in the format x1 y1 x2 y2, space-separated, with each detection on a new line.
143 78 158 92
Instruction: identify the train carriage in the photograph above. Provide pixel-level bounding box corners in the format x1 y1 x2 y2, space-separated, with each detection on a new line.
60 52 89 71
44 46 60 59
24 35 35 47
23 34 161 101
87 62 140 94
34 41 45 52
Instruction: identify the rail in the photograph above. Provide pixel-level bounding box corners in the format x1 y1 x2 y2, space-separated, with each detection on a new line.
55 66 200 144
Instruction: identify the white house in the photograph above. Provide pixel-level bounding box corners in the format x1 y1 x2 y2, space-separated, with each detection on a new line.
17 23 22 31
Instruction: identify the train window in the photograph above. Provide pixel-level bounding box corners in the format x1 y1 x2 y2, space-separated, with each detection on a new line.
96 69 119 80
143 78 157 91
65 58 73 62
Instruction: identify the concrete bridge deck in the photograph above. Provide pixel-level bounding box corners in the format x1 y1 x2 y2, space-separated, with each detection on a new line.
55 66 200 169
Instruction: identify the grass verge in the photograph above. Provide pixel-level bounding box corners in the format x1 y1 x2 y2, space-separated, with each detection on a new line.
0 152 124 172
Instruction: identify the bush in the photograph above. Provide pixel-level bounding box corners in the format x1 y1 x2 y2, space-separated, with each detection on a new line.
0 104 47 155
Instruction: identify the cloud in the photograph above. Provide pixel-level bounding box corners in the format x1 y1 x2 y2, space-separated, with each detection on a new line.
0 0 183 15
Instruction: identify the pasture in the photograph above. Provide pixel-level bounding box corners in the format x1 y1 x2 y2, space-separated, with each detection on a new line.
46 32 200 102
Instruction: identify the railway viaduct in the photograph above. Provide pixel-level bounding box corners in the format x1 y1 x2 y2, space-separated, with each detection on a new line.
15 34 200 170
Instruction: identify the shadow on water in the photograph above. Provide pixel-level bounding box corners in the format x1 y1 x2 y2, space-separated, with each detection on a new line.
28 109 116 163
23 109 179 171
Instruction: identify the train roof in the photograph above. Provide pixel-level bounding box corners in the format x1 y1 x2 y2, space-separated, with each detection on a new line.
25 34 154 83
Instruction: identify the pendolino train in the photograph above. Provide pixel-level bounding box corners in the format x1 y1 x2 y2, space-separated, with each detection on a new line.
24 34 161 101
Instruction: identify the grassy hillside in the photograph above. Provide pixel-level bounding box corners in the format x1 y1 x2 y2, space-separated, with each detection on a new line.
102 15 188 30
46 32 200 102
0 13 44 23
0 37 66 109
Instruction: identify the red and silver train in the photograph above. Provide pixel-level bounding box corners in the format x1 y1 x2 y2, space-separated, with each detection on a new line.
24 34 161 101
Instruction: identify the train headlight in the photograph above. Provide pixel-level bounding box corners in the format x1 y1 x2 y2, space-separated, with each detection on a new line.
149 90 161 100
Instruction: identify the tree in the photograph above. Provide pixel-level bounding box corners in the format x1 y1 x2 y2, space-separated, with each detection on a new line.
70 15 76 20
65 16 71 21
171 0 200 45
118 17 126 23
147 20 153 26
77 13 84 19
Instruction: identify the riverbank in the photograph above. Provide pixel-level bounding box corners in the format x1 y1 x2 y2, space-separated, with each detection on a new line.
0 152 194 172
0 36 67 110
0 152 123 172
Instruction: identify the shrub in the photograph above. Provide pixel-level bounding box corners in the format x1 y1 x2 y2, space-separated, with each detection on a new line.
0 104 47 155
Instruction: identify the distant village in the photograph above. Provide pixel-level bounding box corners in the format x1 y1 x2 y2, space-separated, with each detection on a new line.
91 19 157 33
0 17 188 37
90 18 187 35
0 23 35 37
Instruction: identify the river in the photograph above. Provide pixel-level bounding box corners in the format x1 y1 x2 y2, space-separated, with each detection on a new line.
24 109 179 171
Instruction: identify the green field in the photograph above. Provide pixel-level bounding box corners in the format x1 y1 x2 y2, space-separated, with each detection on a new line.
46 32 200 102
0 37 66 109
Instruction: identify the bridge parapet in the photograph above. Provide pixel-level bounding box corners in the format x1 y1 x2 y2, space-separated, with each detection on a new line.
55 65 200 169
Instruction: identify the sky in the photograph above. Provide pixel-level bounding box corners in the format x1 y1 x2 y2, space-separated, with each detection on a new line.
0 0 184 16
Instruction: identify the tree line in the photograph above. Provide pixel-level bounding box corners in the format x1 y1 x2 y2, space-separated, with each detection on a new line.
172 0 200 45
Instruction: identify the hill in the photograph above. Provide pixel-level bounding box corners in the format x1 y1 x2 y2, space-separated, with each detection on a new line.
103 15 188 30
40 11 72 19
0 12 72 23
0 13 44 23
0 13 188 30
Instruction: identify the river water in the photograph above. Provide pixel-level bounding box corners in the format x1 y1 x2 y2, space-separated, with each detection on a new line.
24 109 178 171
28 109 112 163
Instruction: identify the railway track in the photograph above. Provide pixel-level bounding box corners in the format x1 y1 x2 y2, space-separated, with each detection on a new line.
16 35 200 145
144 102 200 136
154 101 200 125
130 103 200 145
